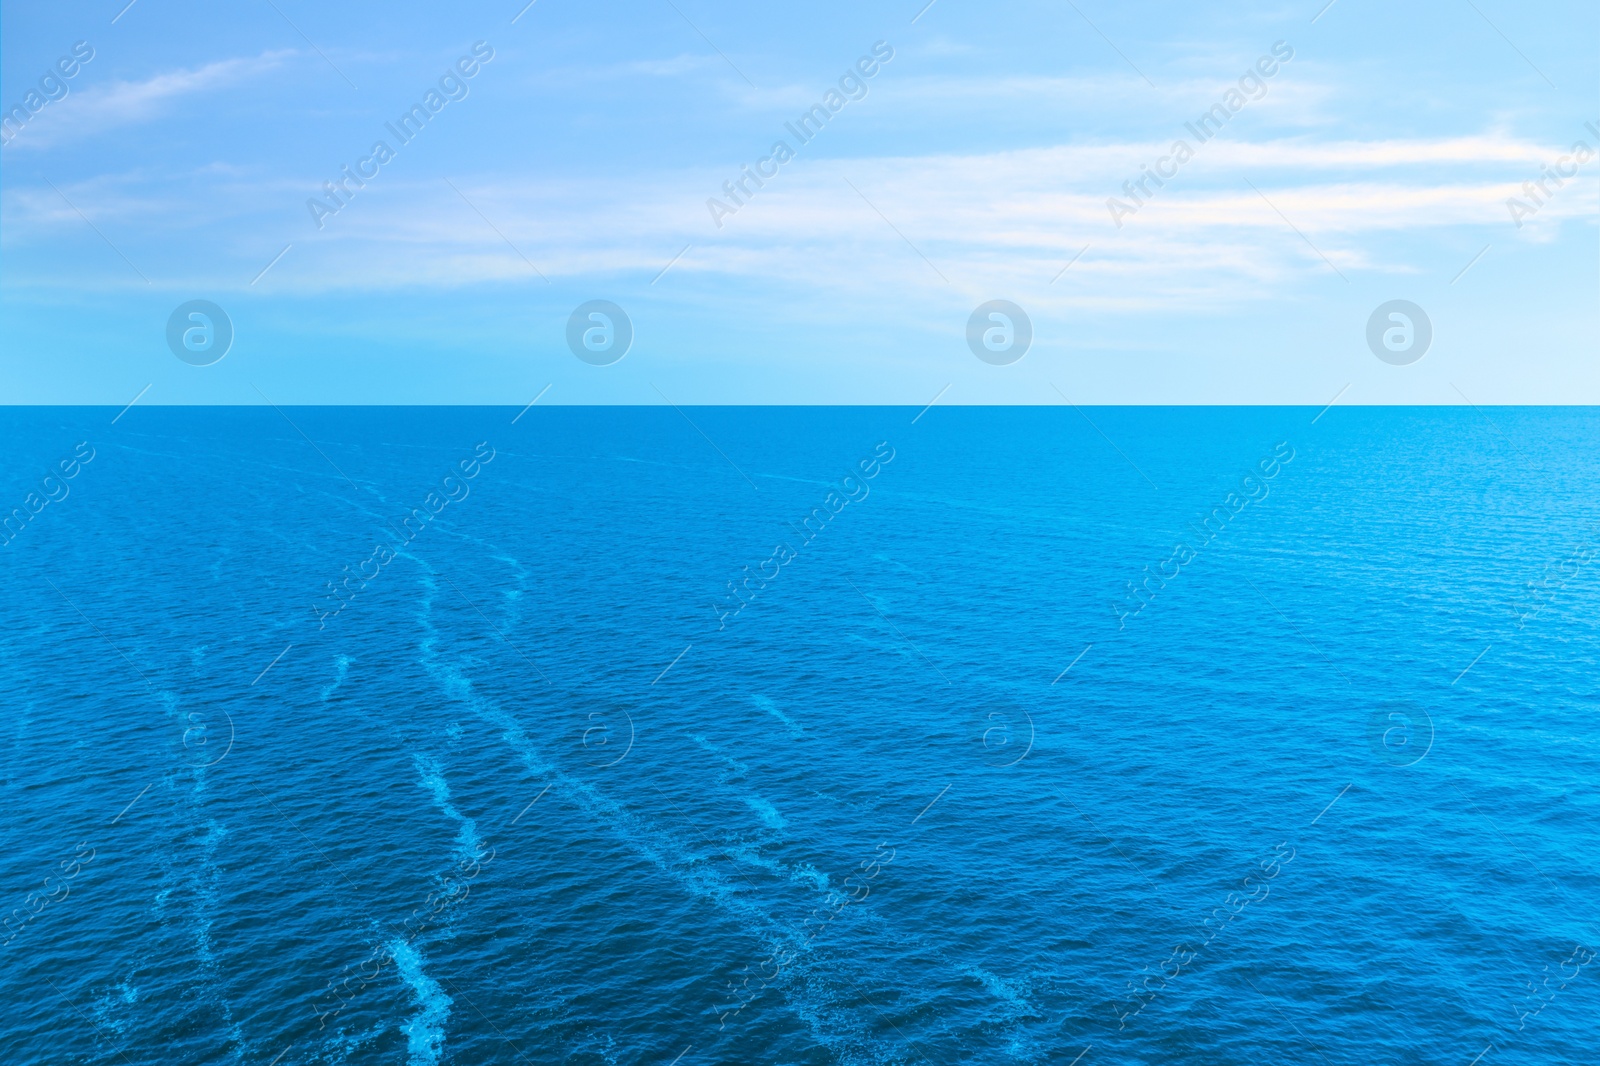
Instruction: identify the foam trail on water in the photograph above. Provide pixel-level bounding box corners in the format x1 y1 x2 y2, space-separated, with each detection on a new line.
744 796 787 830
413 753 484 865
752 694 804 736
406 542 951 1062
390 939 453 1066
407 558 948 1058
690 733 749 780
321 654 352 702
410 568 777 933
189 792 246 1060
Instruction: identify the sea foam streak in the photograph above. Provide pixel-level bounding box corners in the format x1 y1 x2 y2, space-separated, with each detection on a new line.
391 938 453 1066
414 753 484 864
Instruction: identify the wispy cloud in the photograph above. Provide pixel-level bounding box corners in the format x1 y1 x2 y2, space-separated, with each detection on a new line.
11 51 294 149
624 53 720 77
5 127 1590 306
317 139 1580 297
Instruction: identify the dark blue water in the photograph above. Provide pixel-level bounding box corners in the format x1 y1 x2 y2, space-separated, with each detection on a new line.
2 406 1596 1066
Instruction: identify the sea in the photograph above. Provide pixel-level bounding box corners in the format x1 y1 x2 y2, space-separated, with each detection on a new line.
1 406 1596 1065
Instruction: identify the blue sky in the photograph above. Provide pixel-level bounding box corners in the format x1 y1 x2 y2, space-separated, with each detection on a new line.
1 0 1595 403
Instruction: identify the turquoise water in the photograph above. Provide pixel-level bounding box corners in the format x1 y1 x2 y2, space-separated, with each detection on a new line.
1 406 1596 1065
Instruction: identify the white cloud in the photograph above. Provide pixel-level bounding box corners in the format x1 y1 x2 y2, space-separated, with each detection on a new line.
220 130 1580 302
7 51 293 149
624 53 719 77
5 125 1592 308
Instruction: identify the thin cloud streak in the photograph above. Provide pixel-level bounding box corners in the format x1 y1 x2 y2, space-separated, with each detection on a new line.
9 51 295 149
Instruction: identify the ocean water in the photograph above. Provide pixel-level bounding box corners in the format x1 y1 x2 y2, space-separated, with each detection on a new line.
1 405 1596 1066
